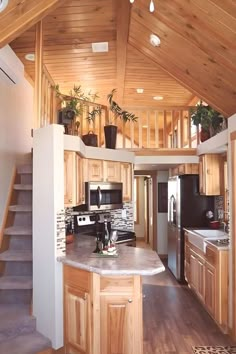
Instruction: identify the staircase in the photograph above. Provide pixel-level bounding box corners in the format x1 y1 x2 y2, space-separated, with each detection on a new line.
0 164 51 353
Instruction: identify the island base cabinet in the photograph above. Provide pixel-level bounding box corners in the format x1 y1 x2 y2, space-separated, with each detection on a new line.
64 266 143 354
64 285 91 354
205 262 216 318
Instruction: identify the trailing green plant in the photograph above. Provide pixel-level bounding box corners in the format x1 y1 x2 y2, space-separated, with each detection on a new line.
190 101 225 136
107 89 138 124
54 84 99 119
86 106 102 124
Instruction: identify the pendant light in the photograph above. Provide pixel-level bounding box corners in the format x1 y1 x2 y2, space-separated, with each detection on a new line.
129 0 155 13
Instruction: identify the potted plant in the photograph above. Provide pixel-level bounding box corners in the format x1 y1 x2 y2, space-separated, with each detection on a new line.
82 106 102 147
191 101 225 142
106 89 138 149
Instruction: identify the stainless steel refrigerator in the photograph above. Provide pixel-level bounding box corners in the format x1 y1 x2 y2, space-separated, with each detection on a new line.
167 175 214 282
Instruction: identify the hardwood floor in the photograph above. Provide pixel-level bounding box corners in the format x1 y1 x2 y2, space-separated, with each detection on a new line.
142 261 234 354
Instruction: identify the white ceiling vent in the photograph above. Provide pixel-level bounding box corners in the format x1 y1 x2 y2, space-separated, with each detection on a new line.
92 42 109 53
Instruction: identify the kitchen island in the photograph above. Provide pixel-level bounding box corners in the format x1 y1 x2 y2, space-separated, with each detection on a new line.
58 236 165 354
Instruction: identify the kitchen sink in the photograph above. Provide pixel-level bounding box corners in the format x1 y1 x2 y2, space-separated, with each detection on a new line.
187 229 228 253
192 229 226 237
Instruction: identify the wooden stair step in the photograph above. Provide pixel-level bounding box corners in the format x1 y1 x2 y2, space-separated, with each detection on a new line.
0 276 32 290
14 184 32 191
0 250 32 262
9 205 32 212
4 226 32 236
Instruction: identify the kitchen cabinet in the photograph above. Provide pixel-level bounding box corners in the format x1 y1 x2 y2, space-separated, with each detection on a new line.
103 161 121 182
169 163 199 177
121 162 132 202
76 155 85 205
64 151 76 206
86 159 103 182
64 265 143 354
199 154 223 195
64 266 91 354
184 231 228 332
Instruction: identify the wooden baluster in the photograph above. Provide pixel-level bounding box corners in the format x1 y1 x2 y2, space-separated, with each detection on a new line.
188 109 192 148
163 111 167 148
122 120 126 148
130 118 134 148
139 114 143 148
180 110 184 148
147 111 150 148
41 73 45 127
171 110 175 148
99 109 102 147
155 111 159 148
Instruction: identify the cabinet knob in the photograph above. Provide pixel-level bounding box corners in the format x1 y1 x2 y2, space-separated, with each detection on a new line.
69 199 72 202
128 299 133 303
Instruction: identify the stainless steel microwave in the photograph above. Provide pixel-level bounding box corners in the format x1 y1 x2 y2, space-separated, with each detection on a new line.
85 181 123 211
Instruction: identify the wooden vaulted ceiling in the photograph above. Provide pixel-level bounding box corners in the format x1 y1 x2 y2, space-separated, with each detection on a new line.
2 0 236 116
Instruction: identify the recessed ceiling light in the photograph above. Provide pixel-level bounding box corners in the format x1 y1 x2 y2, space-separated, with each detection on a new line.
150 34 161 47
25 53 35 61
0 0 8 12
136 88 144 94
92 42 109 53
153 95 163 100
142 125 148 128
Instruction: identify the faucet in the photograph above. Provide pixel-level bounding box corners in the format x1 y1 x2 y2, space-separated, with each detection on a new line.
221 221 228 234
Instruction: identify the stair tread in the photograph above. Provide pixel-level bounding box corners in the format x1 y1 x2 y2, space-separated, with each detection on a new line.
9 205 32 212
0 331 51 353
0 250 32 261
14 184 32 191
4 227 32 236
0 276 32 290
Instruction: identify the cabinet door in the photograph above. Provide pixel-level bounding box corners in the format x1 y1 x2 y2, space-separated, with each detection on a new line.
197 258 205 302
205 262 216 318
121 163 132 202
76 155 85 205
104 161 121 182
100 294 139 354
87 159 103 182
190 253 198 291
64 151 76 206
64 285 90 354
200 154 222 195
199 156 205 195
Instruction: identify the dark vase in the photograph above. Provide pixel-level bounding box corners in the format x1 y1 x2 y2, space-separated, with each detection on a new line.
104 125 117 149
200 128 210 142
82 131 98 147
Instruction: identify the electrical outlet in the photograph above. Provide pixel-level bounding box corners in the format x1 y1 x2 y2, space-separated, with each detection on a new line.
122 209 126 218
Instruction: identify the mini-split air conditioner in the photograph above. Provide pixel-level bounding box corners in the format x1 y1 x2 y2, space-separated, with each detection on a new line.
0 45 23 85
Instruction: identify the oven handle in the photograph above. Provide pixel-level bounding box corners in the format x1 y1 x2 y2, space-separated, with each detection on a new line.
97 186 102 209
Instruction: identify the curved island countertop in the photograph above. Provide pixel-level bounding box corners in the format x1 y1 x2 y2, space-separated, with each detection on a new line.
57 235 165 276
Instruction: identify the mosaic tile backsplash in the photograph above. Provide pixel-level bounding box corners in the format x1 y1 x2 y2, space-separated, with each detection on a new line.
65 202 134 232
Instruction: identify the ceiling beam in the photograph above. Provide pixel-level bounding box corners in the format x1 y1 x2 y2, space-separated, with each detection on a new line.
116 0 131 104
0 0 64 48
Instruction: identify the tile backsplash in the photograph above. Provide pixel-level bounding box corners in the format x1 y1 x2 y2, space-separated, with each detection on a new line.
65 201 134 232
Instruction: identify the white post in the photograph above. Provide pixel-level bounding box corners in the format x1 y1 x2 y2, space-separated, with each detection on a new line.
33 124 64 349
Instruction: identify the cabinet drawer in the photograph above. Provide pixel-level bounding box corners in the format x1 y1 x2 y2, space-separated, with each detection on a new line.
64 265 90 291
100 276 134 293
205 247 216 266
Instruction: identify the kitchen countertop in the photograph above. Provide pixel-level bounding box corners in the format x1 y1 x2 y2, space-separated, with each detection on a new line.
184 227 229 251
57 235 165 276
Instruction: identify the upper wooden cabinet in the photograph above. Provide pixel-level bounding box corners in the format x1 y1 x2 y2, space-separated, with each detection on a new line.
64 151 76 207
121 163 132 202
199 154 223 195
169 163 199 177
103 161 121 182
76 155 85 205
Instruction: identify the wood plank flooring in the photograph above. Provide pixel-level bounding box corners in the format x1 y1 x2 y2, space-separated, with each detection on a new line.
142 261 234 354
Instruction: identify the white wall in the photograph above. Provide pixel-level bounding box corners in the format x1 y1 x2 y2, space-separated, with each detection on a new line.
0 45 33 227
134 177 146 238
157 171 169 255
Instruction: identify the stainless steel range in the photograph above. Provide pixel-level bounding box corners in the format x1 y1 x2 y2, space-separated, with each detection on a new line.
73 212 136 247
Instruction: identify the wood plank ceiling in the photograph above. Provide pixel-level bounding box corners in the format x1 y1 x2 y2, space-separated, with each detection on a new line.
9 0 236 116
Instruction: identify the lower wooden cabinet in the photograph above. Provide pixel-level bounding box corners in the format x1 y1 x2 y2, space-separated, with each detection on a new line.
64 266 143 354
100 294 135 354
184 232 228 332
64 285 90 354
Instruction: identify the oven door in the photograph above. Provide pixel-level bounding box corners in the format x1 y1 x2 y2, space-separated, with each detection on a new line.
85 182 123 211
